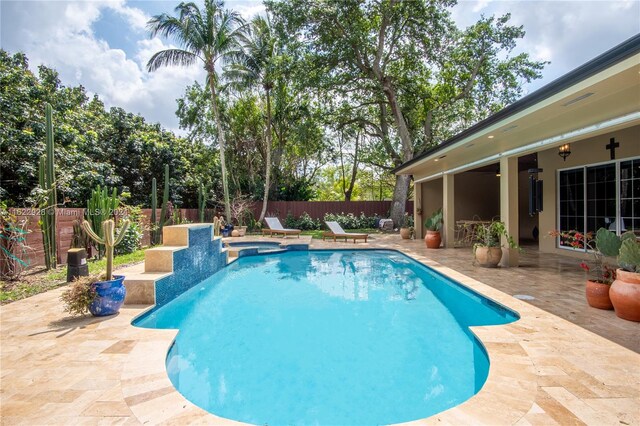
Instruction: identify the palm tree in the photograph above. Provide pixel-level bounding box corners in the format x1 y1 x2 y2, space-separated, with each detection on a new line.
224 15 277 222
146 0 245 222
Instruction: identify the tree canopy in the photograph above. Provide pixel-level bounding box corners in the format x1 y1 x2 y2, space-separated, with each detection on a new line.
2 0 546 224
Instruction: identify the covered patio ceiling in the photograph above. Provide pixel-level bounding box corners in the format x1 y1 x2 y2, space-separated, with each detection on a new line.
396 37 640 181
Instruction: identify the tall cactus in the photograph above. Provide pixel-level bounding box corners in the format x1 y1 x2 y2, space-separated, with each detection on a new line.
198 183 206 223
150 177 158 245
87 186 119 258
38 103 57 269
159 164 170 237
213 216 224 237
82 219 130 280
150 165 170 245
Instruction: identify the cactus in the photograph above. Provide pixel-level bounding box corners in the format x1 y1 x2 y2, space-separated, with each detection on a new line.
82 219 130 280
38 103 57 269
595 228 622 257
618 238 640 273
150 177 158 245
150 165 171 245
198 184 206 223
424 208 443 232
159 164 170 237
87 185 119 258
71 219 93 257
213 216 224 236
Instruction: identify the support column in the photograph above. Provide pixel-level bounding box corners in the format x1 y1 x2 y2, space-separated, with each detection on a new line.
414 182 423 239
442 174 455 248
500 156 519 267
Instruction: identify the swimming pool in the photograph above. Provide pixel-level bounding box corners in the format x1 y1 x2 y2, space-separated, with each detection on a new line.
134 250 518 425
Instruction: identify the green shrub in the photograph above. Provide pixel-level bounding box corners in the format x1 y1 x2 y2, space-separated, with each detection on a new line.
115 206 143 255
285 212 322 230
323 212 378 229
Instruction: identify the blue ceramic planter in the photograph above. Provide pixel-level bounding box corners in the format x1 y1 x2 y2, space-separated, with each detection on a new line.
89 275 126 316
221 224 234 237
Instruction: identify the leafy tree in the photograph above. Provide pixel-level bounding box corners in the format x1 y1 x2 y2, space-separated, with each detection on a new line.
1 50 218 209
268 0 545 224
147 0 246 221
225 14 278 221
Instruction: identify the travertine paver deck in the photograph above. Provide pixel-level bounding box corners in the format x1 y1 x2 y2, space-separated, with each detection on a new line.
1 234 639 425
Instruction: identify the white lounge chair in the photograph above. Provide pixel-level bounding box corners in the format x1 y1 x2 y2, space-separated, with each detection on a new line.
262 217 301 238
322 221 368 243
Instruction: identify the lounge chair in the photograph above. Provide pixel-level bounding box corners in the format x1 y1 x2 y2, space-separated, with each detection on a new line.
262 217 301 238
322 221 368 243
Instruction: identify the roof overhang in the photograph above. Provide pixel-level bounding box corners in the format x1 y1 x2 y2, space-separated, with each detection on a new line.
394 34 640 179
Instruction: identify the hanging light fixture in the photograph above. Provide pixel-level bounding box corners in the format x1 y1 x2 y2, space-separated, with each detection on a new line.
495 165 501 177
558 143 571 161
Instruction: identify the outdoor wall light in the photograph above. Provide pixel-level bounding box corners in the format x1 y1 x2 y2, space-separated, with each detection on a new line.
558 143 571 161
495 166 501 177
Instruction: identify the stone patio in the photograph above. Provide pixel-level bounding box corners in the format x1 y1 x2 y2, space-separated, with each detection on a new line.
1 234 639 425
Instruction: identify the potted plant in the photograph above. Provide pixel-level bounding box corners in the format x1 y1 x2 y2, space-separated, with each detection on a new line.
549 228 632 310
424 208 443 249
400 213 414 239
611 236 640 321
230 195 252 237
61 219 129 316
472 220 518 268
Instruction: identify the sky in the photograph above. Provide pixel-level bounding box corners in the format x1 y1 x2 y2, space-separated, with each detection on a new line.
1 0 639 135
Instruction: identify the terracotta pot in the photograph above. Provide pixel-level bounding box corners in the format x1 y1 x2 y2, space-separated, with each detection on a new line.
400 228 412 239
237 226 247 237
474 246 502 268
585 280 613 310
610 269 640 322
425 231 441 248
231 229 240 237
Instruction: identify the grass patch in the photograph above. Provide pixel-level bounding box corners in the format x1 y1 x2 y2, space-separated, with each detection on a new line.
0 248 147 304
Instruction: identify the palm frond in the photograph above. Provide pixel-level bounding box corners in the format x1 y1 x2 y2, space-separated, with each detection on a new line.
146 49 199 72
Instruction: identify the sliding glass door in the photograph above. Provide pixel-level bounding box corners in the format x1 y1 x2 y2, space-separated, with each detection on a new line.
558 157 639 251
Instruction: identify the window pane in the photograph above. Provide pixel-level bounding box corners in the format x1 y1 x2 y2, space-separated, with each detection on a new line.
620 159 640 236
586 163 616 236
559 168 584 248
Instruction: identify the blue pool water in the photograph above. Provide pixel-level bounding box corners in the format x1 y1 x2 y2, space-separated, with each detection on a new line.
134 250 518 425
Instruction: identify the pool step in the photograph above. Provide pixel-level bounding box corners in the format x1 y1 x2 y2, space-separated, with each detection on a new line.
122 271 172 305
144 246 188 272
119 224 223 306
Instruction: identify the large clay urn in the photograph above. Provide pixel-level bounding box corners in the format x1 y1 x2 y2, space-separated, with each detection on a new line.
610 269 640 322
585 280 613 310
425 231 441 249
474 247 502 268
400 228 412 240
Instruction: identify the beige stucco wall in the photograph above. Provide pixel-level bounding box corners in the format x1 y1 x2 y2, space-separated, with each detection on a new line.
418 178 443 238
538 125 640 256
454 171 501 222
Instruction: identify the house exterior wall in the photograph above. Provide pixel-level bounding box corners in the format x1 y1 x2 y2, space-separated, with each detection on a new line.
538 124 640 256
454 172 501 222
418 178 443 239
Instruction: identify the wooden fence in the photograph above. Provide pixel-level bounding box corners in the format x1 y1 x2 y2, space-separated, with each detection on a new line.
4 200 412 269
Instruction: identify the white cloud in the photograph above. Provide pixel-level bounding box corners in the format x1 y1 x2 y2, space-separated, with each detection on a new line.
231 1 266 20
109 1 148 31
451 0 640 91
0 0 205 134
1 0 638 133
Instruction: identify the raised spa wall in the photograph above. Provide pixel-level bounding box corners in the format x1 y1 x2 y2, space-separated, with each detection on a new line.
122 224 227 307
